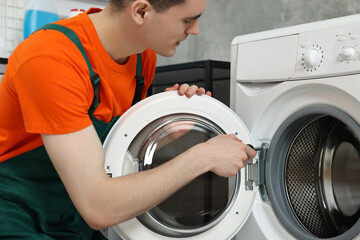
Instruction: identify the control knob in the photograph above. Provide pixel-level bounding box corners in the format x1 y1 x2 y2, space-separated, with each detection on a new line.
341 46 355 61
303 48 321 69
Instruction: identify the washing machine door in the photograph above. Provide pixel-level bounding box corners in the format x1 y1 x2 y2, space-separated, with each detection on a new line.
103 91 257 240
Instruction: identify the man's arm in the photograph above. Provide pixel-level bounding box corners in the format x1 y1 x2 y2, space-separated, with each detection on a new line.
42 124 255 230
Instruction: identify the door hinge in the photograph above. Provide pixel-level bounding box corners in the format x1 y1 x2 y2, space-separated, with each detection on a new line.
245 143 269 201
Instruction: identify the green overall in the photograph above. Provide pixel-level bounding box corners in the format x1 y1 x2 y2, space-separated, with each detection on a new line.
0 24 145 239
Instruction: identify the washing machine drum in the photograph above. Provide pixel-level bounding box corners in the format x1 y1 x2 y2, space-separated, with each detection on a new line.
266 108 360 240
286 117 360 236
103 92 256 239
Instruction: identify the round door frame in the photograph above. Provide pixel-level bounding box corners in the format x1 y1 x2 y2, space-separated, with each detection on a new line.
103 91 257 240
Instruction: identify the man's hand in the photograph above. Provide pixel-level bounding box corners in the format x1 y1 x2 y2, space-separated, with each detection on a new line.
192 134 257 177
165 83 212 97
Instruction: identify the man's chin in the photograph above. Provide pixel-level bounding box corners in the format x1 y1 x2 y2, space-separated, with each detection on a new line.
156 48 176 57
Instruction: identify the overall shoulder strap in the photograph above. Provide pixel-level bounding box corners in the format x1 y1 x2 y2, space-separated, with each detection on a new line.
38 24 145 111
132 53 144 106
38 23 100 113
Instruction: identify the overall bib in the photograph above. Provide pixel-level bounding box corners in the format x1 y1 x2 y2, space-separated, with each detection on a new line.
0 24 144 239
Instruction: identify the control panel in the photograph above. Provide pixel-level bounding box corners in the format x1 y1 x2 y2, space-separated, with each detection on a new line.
292 24 360 80
232 14 360 82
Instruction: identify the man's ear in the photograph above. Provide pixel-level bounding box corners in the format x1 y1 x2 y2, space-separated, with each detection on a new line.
130 0 152 25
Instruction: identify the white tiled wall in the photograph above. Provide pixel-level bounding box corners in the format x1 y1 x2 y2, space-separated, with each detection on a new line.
0 0 25 57
0 0 107 58
47 0 107 18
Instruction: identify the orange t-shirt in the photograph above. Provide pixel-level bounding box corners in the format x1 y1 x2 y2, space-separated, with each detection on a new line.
0 8 157 162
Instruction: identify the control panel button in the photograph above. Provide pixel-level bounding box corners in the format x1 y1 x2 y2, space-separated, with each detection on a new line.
350 33 359 40
300 40 308 48
303 48 322 69
337 35 346 41
342 46 355 61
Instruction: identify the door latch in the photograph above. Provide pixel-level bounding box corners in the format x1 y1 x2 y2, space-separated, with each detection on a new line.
245 143 269 201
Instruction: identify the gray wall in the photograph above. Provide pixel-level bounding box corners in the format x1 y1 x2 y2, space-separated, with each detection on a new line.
156 0 360 66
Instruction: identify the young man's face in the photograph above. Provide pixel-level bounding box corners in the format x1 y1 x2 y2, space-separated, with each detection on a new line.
142 0 207 57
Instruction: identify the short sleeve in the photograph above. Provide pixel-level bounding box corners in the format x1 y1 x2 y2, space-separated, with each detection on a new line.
14 53 93 134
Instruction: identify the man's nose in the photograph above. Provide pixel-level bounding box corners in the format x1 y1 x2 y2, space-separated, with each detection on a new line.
186 20 200 35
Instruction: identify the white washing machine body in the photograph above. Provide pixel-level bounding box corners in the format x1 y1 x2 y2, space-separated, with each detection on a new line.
103 14 360 240
231 14 360 240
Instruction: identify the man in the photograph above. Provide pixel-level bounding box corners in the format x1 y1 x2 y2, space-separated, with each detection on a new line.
0 0 256 238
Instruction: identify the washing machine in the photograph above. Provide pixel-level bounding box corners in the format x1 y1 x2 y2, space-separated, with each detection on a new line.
231 14 360 240
103 14 360 240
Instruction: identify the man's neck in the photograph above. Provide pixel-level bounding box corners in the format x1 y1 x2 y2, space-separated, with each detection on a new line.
88 6 145 64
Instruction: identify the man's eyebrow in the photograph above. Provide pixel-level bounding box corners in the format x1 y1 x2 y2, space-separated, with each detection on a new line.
187 14 202 20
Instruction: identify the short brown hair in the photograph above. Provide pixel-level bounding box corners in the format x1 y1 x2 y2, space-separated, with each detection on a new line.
109 0 186 12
